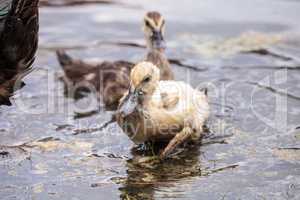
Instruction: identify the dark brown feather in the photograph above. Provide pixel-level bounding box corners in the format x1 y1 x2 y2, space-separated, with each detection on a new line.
56 50 134 109
0 0 39 105
146 11 161 25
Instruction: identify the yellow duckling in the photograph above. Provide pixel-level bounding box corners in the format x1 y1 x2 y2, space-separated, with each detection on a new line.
117 62 210 159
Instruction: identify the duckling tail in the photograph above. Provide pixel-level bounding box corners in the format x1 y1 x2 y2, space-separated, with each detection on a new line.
56 50 74 67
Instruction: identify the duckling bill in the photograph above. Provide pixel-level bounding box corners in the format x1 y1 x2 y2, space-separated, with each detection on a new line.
117 62 210 159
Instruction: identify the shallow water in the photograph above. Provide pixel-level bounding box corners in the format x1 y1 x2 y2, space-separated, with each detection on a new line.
1 0 300 199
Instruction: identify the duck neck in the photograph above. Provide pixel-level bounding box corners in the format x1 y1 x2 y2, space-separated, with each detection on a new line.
146 48 173 81
149 46 165 54
146 47 168 66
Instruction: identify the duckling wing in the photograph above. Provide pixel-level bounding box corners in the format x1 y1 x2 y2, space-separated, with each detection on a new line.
154 81 204 114
147 81 194 131
161 92 179 110
152 81 182 111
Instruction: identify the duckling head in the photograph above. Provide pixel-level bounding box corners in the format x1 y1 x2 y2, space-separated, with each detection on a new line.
143 11 166 51
119 62 160 117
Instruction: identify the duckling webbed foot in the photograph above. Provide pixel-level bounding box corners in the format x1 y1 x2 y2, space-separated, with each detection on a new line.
160 127 192 159
137 141 153 151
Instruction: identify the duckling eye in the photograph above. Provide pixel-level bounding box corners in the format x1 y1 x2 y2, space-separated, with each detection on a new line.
145 20 151 28
143 76 151 83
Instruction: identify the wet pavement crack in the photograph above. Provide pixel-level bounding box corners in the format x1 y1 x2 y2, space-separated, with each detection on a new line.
277 147 300 150
168 58 208 71
223 65 300 71
246 81 300 101
207 164 239 175
242 48 294 61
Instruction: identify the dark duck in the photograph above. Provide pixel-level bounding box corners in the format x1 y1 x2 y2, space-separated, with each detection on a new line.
0 0 39 106
56 11 174 110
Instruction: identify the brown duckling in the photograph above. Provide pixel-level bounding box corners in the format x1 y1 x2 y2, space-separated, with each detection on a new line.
0 0 39 106
56 11 173 110
117 62 210 159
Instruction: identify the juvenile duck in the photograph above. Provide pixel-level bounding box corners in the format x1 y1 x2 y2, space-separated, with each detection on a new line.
0 0 39 105
143 11 174 80
56 11 173 109
117 62 209 159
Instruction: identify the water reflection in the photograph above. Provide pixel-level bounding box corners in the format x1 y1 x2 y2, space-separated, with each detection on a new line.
119 145 201 199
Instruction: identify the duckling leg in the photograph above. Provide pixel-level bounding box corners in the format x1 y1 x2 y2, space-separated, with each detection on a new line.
160 127 193 159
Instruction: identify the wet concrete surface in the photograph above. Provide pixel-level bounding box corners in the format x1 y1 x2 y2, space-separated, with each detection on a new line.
1 0 300 199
